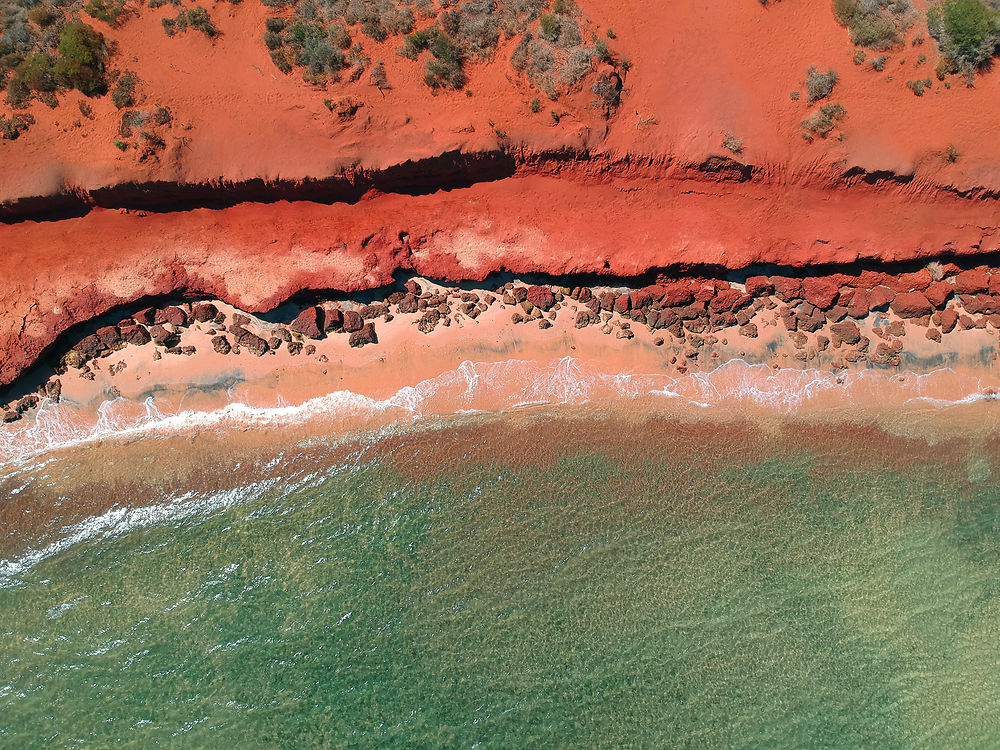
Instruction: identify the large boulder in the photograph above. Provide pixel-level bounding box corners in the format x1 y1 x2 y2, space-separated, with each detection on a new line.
325 307 345 331
148 325 178 347
868 285 895 310
231 326 268 356
924 281 954 308
212 335 231 355
525 285 556 311
192 303 219 323
342 310 364 333
744 276 774 296
954 268 990 294
890 291 932 318
290 306 325 339
802 278 840 309
121 325 151 346
349 323 378 348
830 321 861 345
95 325 122 349
155 306 188 327
74 334 105 359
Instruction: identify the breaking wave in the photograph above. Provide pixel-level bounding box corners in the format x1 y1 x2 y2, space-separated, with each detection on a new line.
0 357 997 470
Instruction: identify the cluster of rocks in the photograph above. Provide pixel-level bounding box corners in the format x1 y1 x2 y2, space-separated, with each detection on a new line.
7 264 1000 425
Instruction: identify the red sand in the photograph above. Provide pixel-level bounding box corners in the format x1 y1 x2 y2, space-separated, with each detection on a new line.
5 0 1000 386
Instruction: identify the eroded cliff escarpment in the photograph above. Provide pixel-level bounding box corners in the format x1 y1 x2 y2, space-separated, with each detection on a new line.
4 147 1000 388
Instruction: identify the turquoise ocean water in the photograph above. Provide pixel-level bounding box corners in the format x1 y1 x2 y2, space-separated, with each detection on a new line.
1 406 1000 748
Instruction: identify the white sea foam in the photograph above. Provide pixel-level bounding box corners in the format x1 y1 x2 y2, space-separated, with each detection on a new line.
0 357 996 471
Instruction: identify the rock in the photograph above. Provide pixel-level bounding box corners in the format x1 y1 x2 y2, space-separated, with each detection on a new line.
325 307 344 331
830 321 861 345
961 294 1000 315
304 345 316 356
349 323 378 347
826 305 848 322
45 378 62 402
512 287 528 303
181 346 196 356
132 308 157 325
613 295 630 314
744 276 774 296
74 334 105 360
868 285 895 310
538 319 553 330
575 311 594 328
404 279 422 296
708 288 744 313
148 325 178 347
599 292 616 311
802 278 840 309
359 303 388 320
926 327 942 342
772 277 803 301
212 335 231 355
277 328 292 342
230 326 268 356
155 306 188 327
121 325 151 346
397 294 418 314
290 306 325 339
739 322 758 338
418 309 440 334
847 288 870 318
192 303 219 323
954 268 990 294
816 335 830 352
96 325 122 349
897 269 934 291
287 341 303 355
268 337 282 351
526 285 556 311
232 313 251 327
16 395 38 413
3 410 21 423
890 291 932 318
342 310 364 333
923 281 953 308
931 308 958 333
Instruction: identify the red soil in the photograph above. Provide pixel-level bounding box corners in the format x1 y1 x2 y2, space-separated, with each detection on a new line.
4 0 1000 386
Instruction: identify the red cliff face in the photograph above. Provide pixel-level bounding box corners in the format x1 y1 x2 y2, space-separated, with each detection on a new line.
4 0 1000 386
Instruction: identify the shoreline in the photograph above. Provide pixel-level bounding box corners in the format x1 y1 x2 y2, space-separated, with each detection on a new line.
3 271 1000 468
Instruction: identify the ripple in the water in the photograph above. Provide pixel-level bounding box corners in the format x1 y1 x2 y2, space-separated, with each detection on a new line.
1 410 999 747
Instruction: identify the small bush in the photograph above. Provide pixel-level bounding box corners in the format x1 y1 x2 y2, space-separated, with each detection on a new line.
5 76 31 108
938 0 999 72
834 0 906 50
111 70 138 108
85 0 129 27
539 13 560 41
370 60 387 88
17 53 57 92
946 143 960 161
906 77 932 95
722 131 743 154
153 105 172 124
27 6 58 27
54 21 107 96
265 17 287 33
804 65 838 102
113 139 129 150
853 48 866 65
801 102 846 140
529 96 540 112
0 113 35 140
871 54 888 70
592 71 621 110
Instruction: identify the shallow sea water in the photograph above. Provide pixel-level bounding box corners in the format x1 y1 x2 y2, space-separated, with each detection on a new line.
1 404 1000 748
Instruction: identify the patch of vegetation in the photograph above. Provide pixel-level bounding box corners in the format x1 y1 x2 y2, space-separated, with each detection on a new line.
113 138 128 150
804 65 839 102
265 0 624 108
833 0 913 50
906 76 932 94
54 21 108 95
928 0 1000 77
721 131 743 154
85 0 130 27
0 112 34 139
111 70 138 108
529 95 540 112
946 142 961 161
162 6 218 38
870 54 888 70
801 102 847 140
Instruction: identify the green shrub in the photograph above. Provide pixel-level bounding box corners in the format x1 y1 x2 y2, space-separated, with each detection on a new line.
113 138 129 150
111 70 138 108
906 77 932 94
17 53 56 92
0 113 34 140
85 0 129 27
834 0 905 50
53 21 107 96
5 76 30 108
529 96 540 112
804 65 838 102
939 0 999 71
539 13 560 41
801 102 846 139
